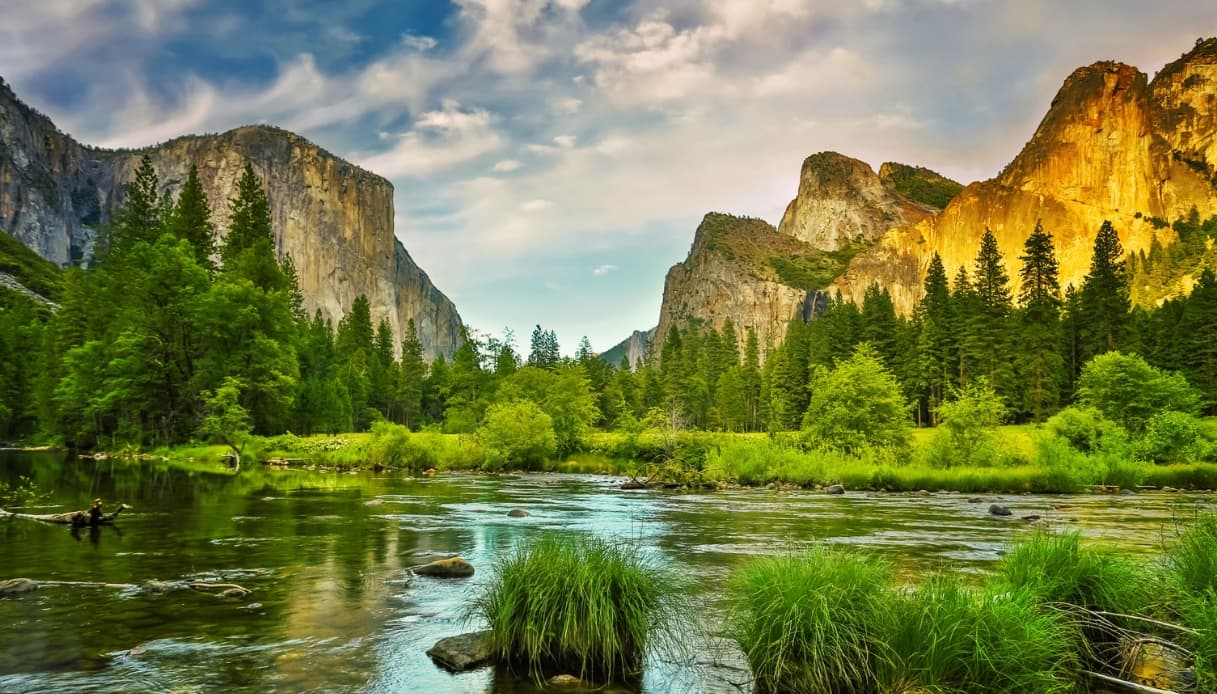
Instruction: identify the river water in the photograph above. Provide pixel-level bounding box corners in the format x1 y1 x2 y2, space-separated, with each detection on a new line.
0 451 1213 693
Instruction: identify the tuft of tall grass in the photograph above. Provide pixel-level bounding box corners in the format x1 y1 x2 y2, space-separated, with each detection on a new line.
1184 592 1217 693
725 545 892 693
469 535 685 683
880 576 1081 693
992 531 1151 616
1164 512 1217 599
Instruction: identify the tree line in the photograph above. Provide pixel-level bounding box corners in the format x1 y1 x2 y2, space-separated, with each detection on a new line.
2 157 1216 448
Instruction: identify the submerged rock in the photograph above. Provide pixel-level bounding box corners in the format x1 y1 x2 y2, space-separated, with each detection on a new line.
548 674 584 686
414 557 475 578
506 509 530 518
988 504 1012 517
427 630 494 672
825 484 845 495
621 479 647 490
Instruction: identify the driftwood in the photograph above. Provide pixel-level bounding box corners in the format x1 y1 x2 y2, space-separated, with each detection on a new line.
0 499 130 526
0 576 250 598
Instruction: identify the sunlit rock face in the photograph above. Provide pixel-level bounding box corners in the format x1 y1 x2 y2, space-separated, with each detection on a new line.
0 78 461 359
652 154 954 360
836 39 1217 312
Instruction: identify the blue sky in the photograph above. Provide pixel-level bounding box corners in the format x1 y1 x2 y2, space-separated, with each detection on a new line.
4 1 1215 354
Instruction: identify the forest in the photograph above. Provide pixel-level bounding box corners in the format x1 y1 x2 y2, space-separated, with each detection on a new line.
2 158 1217 482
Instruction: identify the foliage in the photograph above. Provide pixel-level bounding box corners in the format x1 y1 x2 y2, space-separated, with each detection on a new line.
992 531 1152 616
470 535 685 683
477 399 557 470
365 421 435 471
1046 406 1127 454
1076 352 1201 432
882 162 964 209
196 377 252 458
0 475 47 507
930 378 1007 467
0 227 63 300
802 343 910 453
1135 411 1207 463
726 545 893 693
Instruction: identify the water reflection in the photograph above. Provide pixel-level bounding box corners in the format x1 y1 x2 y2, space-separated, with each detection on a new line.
0 451 1213 693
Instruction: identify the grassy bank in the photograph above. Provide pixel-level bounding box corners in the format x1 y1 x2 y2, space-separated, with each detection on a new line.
109 421 1217 493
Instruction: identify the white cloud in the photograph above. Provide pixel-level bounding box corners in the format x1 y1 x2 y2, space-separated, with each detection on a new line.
521 198 555 211
593 264 618 276
552 97 584 114
594 136 632 155
357 100 504 177
328 26 365 43
553 134 577 148
574 16 724 106
493 159 524 172
402 32 438 51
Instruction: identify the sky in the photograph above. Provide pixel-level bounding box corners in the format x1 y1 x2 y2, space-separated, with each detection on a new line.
3 1 1216 354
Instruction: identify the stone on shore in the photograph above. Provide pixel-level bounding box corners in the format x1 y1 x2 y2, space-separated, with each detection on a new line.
427 630 494 672
414 557 475 578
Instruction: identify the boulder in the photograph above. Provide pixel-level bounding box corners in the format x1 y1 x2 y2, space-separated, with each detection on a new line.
621 479 647 490
0 578 37 596
988 504 1012 517
548 674 584 686
506 509 530 518
917 489 932 498
414 557 475 578
427 630 495 672
967 497 983 503
825 484 845 495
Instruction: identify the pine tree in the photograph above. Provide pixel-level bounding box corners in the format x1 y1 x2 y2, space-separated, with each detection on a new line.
1177 268 1217 413
221 163 285 291
742 328 762 431
166 165 216 271
1079 220 1131 360
951 266 979 386
1061 284 1083 393
398 319 426 428
968 229 1014 393
917 253 952 421
106 155 163 259
1015 221 1064 421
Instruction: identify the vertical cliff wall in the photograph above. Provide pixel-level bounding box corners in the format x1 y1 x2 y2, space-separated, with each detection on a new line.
0 77 462 359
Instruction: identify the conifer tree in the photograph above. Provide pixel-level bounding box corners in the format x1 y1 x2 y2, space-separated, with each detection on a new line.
166 165 216 271
1015 221 1064 420
964 229 1013 394
916 253 952 421
398 319 426 428
1079 220 1131 360
1177 268 1217 412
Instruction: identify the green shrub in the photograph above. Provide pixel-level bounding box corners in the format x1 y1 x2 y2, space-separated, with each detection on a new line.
1046 406 1126 454
1164 513 1217 599
1077 352 1202 433
881 576 1080 693
726 545 893 693
477 400 557 470
802 344 911 454
470 536 684 683
366 421 434 471
930 378 1008 467
1135 411 1205 463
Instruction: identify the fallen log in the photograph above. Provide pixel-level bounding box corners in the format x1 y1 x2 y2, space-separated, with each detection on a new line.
0 576 251 598
0 499 130 526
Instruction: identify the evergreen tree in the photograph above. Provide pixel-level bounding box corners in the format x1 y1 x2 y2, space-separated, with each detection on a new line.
950 267 979 386
1014 221 1064 421
742 327 762 431
916 253 952 422
968 228 1014 393
1079 220 1131 360
398 319 426 428
1177 268 1217 412
166 165 216 271
105 155 162 259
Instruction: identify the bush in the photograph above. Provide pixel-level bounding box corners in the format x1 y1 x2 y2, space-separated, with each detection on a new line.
1046 406 1126 454
366 421 434 471
802 343 911 454
477 400 557 470
1077 352 1201 433
1135 411 1205 463
726 545 893 693
931 378 1008 467
470 536 684 683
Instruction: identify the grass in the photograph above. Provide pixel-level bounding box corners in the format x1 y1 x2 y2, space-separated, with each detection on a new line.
0 227 63 300
725 545 893 693
991 531 1152 615
469 535 685 684
725 545 1080 694
881 576 1080 693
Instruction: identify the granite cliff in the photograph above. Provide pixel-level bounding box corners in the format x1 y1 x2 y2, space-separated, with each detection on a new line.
0 77 461 359
649 155 957 359
836 38 1217 312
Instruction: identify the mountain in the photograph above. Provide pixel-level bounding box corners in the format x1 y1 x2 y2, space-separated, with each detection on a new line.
649 154 959 357
640 38 1217 357
0 77 462 359
600 328 653 369
836 39 1217 312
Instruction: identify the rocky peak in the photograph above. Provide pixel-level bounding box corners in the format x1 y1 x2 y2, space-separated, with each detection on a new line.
778 152 933 251
0 77 462 359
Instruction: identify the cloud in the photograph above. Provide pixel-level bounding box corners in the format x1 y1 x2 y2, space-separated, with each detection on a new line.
592 264 618 276
402 32 438 51
327 26 364 43
552 97 584 114
493 159 524 172
521 198 555 211
553 134 577 148
357 100 504 177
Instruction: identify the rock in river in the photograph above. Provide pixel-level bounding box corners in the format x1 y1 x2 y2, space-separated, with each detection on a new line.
506 509 530 518
989 504 1012 517
414 557 475 578
825 484 845 495
0 578 37 596
427 630 494 672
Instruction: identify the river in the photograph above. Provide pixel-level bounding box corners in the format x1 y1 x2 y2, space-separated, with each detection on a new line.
0 451 1213 693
